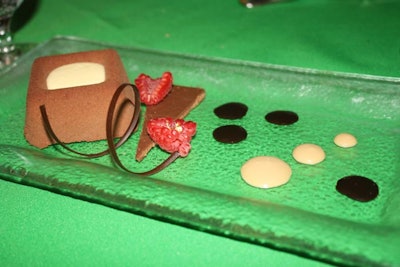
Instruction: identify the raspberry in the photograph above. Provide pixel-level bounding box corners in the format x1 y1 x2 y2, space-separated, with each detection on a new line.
147 117 197 157
134 72 173 105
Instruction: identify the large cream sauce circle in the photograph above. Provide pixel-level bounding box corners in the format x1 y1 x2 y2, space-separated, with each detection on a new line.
241 156 292 189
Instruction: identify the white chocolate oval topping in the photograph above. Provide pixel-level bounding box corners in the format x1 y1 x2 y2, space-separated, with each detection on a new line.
241 156 292 189
334 133 357 148
292 143 325 165
46 62 106 90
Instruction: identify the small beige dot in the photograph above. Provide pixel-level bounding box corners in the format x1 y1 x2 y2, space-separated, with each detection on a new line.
292 143 325 165
334 133 357 148
241 156 292 189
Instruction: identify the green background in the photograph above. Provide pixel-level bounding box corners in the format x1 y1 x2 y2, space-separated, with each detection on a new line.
1 0 399 266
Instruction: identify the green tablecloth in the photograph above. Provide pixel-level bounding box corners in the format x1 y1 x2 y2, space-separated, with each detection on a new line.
1 0 399 266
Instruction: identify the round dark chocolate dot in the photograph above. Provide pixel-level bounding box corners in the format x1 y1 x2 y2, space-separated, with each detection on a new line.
214 102 248 119
336 175 379 202
265 110 299 125
213 125 247 144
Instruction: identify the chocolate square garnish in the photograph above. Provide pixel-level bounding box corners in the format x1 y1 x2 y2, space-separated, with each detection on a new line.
135 85 205 161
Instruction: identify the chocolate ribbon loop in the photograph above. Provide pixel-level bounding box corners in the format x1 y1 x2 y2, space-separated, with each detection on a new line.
40 83 180 176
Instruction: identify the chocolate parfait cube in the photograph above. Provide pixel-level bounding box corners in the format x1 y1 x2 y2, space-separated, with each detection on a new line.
24 49 134 148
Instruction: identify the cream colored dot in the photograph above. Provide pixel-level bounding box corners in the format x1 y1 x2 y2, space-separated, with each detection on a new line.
334 133 357 148
241 156 292 189
292 143 325 165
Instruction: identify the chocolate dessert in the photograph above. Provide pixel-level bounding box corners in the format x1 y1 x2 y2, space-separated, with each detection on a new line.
24 49 134 148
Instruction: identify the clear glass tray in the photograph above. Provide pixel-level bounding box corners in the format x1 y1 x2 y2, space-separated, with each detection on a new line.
1 36 399 267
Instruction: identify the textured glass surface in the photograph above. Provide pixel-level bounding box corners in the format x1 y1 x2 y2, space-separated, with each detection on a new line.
1 36 400 267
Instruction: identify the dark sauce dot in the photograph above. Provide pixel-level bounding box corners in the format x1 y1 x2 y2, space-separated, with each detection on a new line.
214 102 248 119
265 110 299 125
336 175 379 202
213 125 247 144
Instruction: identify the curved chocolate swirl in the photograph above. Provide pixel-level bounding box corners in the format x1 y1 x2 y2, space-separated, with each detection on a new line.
40 83 180 176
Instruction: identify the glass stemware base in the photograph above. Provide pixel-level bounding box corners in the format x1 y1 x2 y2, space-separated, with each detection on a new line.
0 0 24 68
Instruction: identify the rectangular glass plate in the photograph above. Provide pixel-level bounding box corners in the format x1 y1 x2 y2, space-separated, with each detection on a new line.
1 36 399 267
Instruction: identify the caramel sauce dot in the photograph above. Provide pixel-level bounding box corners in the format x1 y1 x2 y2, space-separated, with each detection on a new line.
292 143 325 165
334 133 357 148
